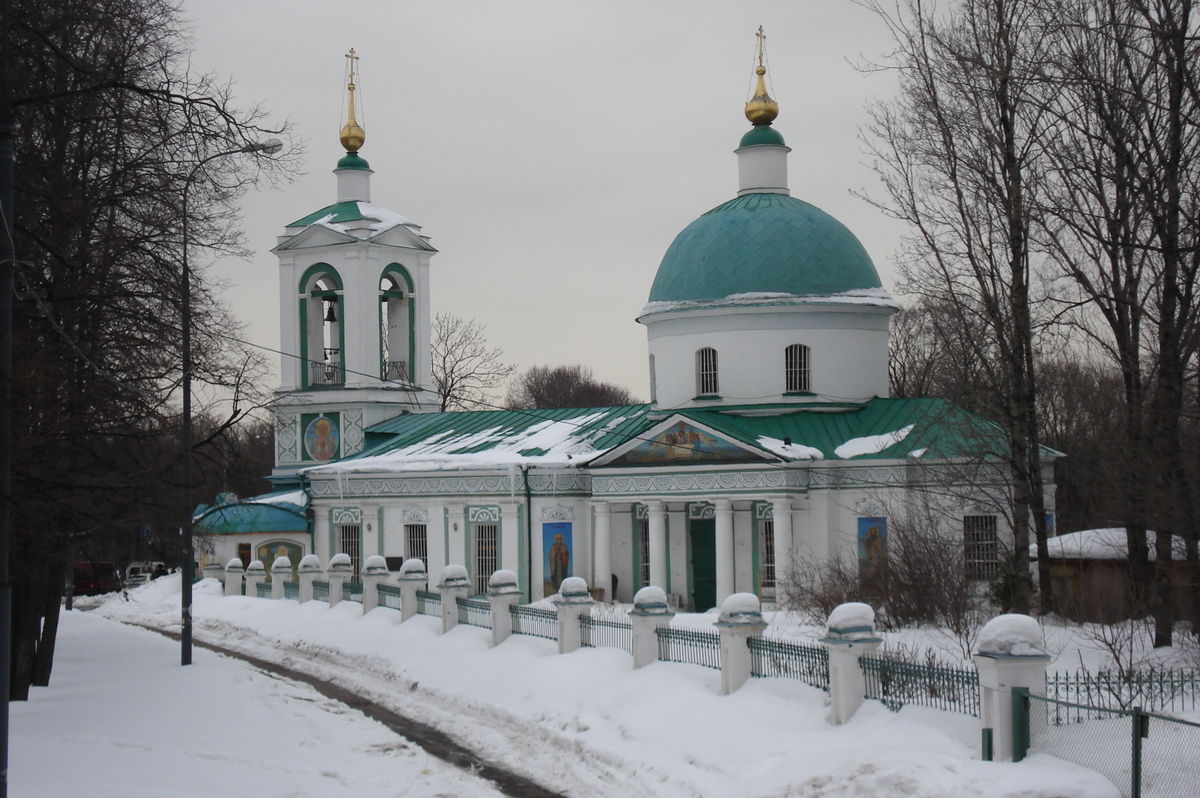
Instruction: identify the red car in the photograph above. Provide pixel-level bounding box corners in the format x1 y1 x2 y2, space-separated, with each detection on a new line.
70 562 121 596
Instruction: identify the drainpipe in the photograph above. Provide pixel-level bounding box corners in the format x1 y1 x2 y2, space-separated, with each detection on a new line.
523 466 533 602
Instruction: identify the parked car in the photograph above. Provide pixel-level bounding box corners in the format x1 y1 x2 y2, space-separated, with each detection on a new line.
123 561 166 588
70 561 121 596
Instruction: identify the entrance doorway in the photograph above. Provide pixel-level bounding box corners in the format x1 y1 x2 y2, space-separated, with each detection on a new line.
689 518 716 611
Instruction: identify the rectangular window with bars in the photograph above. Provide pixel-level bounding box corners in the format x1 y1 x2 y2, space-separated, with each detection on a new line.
785 344 810 393
696 347 719 396
474 523 498 595
639 518 650 588
964 515 999 581
338 524 362 576
405 524 428 569
760 519 776 591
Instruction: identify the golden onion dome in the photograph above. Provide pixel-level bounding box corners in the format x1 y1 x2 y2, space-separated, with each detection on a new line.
340 48 366 152
745 65 779 125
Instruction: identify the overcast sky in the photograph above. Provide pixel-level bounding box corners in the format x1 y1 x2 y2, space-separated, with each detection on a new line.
186 0 907 402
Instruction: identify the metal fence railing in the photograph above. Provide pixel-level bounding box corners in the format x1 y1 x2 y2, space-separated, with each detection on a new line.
312 580 330 603
255 582 271 599
749 636 829 691
1046 669 1199 715
656 627 721 670
1017 689 1200 798
580 616 633 653
282 581 298 600
511 605 558 640
415 589 441 617
862 654 979 716
344 581 363 603
457 596 492 629
376 583 402 611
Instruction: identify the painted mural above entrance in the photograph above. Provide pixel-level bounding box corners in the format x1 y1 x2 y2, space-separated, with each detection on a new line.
602 420 770 467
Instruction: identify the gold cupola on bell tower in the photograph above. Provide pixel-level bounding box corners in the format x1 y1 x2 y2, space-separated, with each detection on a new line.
744 26 779 125
340 48 366 152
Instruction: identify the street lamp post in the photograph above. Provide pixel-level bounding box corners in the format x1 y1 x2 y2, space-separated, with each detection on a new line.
181 138 281 666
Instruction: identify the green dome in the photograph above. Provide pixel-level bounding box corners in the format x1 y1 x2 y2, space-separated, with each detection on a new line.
647 193 882 305
336 152 372 170
739 124 786 148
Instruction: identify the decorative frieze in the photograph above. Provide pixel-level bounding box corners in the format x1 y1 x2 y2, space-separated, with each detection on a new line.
402 508 430 523
592 469 804 496
688 502 715 520
467 506 500 523
541 505 576 522
343 409 365 454
276 410 299 463
309 471 591 499
331 507 362 525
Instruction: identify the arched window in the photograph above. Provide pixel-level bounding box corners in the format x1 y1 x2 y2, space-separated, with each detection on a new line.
379 264 414 382
299 265 343 387
696 347 719 396
785 344 810 393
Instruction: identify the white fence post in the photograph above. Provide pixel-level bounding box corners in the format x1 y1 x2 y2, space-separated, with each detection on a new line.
297 555 322 603
397 559 427 622
821 602 883 725
972 614 1051 762
243 560 266 598
553 576 594 654
716 593 767 696
487 570 522 647
437 565 471 633
202 562 224 585
327 553 352 608
630 586 674 669
269 556 291 600
360 555 389 613
223 558 245 597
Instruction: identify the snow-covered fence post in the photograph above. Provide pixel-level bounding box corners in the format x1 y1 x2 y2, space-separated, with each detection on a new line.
397 559 427 622
716 593 768 696
244 560 266 597
972 614 1050 762
202 562 224 584
487 570 522 647
437 565 471 633
269 556 292 600
821 602 883 725
553 576 594 654
297 555 323 603
630 586 674 669
360 556 389 613
326 553 353 608
223 558 245 597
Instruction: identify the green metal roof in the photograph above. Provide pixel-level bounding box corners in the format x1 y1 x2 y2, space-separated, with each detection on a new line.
648 193 882 304
193 491 308 536
739 124 786 148
287 200 381 228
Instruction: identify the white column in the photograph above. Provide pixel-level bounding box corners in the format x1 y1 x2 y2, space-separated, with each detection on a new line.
771 498 794 588
592 502 612 601
715 499 734 606
647 501 668 590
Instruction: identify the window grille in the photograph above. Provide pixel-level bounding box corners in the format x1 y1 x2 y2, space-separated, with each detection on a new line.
785 344 810 392
964 515 999 580
405 523 428 569
474 523 498 594
639 518 651 588
760 519 776 590
337 524 361 576
696 347 719 396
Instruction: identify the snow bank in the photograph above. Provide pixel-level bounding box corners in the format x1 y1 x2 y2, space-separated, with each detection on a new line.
1032 527 1186 561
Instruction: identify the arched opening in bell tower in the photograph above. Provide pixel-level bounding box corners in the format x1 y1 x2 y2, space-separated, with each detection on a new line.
300 264 344 387
379 264 414 383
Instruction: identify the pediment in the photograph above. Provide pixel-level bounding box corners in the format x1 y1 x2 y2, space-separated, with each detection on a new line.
273 224 358 252
591 416 778 467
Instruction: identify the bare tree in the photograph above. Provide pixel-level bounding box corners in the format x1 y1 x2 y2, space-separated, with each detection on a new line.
860 0 1056 613
506 364 638 409
430 313 514 411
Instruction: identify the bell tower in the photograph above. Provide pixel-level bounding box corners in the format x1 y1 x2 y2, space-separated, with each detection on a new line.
270 50 439 484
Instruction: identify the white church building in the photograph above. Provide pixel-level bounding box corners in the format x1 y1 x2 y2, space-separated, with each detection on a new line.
195 51 1052 610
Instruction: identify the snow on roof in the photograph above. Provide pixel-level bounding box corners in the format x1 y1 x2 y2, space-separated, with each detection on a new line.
834 424 914 459
305 410 622 474
314 201 418 235
756 435 823 460
1031 527 1187 561
245 490 309 508
638 287 897 319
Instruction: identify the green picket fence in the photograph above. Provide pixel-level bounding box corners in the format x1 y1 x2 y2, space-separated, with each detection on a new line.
415 589 441 616
1015 688 1200 798
376 582 402 611
1046 669 1199 715
456 596 492 629
580 616 633 653
656 627 721 670
511 605 557 639
861 654 980 716
748 636 829 691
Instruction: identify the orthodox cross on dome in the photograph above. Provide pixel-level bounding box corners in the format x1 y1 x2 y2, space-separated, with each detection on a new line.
340 48 366 153
745 26 779 125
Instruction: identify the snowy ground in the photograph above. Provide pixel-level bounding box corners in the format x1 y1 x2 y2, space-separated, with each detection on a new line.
15 576 1125 797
